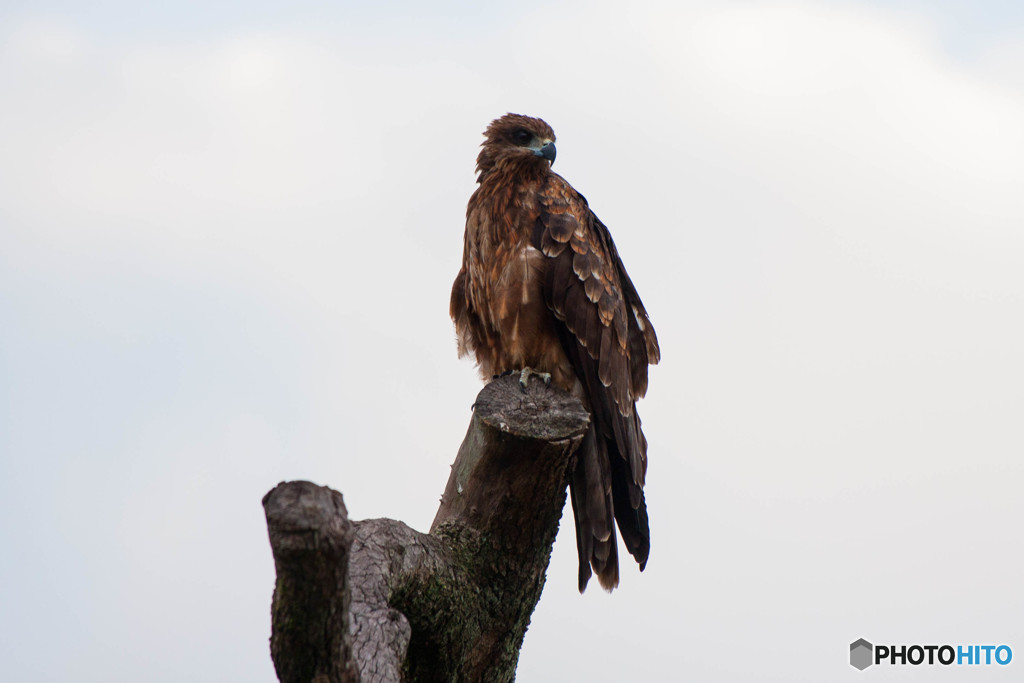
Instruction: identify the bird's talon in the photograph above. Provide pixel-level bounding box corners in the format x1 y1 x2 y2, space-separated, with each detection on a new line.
516 367 552 390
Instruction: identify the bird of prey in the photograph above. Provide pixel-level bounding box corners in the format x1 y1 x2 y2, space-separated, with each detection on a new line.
450 113 660 591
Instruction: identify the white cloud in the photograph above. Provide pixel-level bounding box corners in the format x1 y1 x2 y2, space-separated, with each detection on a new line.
4 16 87 62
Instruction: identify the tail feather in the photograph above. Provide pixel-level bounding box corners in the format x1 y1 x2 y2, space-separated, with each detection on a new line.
571 424 650 592
610 450 650 569
568 476 593 593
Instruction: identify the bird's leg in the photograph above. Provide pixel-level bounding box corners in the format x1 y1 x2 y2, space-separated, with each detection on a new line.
518 367 552 390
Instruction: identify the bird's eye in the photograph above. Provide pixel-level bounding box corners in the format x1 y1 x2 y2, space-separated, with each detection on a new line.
513 129 532 145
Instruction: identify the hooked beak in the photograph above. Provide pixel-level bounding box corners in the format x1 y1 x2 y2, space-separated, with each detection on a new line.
533 141 556 164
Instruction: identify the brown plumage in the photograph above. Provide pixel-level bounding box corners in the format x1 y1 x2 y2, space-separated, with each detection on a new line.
451 114 660 592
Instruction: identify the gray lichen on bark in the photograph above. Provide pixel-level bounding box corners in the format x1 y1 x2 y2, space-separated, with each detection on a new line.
263 374 590 682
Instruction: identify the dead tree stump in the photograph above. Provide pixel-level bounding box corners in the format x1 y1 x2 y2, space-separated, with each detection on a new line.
263 374 590 682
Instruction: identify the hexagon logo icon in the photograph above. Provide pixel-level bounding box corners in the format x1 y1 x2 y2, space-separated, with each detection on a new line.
850 639 873 670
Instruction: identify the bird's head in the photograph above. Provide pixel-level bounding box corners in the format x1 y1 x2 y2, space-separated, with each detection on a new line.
476 113 557 177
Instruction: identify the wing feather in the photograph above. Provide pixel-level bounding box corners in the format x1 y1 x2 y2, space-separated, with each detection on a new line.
534 174 658 590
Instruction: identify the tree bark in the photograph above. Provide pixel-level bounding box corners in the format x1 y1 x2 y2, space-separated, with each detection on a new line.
263 374 590 682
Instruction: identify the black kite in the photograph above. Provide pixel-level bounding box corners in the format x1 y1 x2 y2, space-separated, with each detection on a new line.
451 113 660 591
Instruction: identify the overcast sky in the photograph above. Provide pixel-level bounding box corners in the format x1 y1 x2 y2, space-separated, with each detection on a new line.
1 1 1022 681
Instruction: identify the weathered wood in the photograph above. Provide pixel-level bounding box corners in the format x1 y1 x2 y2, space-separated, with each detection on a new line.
349 518 451 682
263 374 590 682
264 481 358 683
